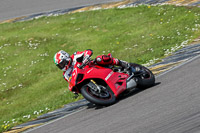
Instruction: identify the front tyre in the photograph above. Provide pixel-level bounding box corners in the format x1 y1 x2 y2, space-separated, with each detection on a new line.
81 82 116 106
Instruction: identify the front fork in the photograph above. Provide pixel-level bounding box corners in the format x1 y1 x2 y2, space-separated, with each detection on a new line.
90 80 102 93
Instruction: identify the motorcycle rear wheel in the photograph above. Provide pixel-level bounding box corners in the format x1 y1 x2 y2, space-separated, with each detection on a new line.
81 82 116 106
130 63 155 88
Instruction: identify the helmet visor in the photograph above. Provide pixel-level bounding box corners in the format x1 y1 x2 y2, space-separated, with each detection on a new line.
56 60 68 69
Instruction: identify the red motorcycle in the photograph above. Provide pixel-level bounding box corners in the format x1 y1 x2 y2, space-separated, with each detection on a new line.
67 59 155 106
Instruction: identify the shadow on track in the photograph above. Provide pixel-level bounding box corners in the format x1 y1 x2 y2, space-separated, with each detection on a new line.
86 82 161 110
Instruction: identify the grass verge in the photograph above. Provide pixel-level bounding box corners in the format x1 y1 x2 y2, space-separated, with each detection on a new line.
0 4 200 132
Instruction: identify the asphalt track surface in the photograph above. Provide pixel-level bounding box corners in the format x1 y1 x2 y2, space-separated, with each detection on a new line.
0 0 121 21
26 56 200 133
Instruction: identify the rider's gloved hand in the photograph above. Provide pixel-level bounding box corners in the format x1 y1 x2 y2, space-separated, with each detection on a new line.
82 55 91 64
82 49 93 65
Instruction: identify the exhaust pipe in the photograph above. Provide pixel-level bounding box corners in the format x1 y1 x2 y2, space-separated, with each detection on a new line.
126 78 137 89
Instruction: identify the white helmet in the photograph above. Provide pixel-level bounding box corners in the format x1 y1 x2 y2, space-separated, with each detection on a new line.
53 50 71 71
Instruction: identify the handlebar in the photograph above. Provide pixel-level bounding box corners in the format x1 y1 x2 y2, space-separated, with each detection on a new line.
78 63 87 69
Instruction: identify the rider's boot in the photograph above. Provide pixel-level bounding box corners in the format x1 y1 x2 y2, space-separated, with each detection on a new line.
119 60 130 69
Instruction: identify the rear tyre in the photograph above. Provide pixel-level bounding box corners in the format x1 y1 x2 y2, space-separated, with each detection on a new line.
130 63 155 88
81 82 116 106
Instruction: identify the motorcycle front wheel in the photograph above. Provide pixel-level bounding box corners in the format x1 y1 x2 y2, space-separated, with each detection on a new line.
81 82 116 106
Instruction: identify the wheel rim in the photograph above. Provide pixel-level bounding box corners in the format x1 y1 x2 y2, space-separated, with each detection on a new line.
141 68 152 79
86 85 112 100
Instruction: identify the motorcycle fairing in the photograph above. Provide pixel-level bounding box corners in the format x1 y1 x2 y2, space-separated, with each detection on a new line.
68 63 129 97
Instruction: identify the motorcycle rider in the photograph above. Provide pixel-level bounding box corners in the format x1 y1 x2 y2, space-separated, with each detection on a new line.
53 49 130 82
